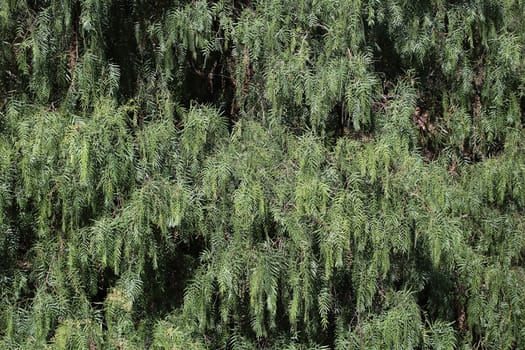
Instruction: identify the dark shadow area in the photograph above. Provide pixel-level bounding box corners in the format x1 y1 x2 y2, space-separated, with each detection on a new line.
138 233 204 317
105 0 139 100
178 49 237 131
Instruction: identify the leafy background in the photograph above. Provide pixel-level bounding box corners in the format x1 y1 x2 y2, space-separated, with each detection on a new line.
0 0 524 348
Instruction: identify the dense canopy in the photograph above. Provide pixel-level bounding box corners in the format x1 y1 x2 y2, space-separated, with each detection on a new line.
0 0 524 349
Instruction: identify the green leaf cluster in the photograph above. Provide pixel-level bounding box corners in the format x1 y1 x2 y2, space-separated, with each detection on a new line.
1 0 524 349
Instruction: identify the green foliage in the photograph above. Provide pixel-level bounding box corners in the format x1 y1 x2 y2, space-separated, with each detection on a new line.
1 0 524 349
